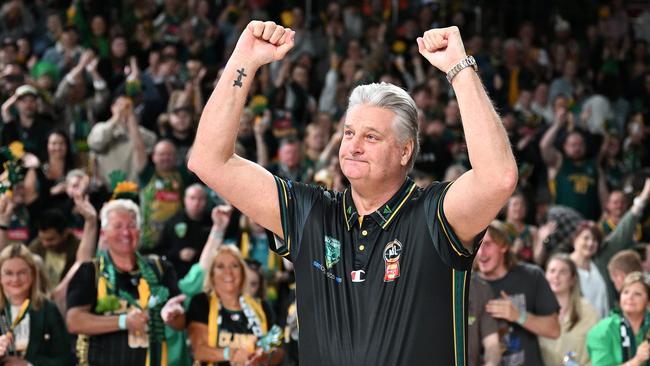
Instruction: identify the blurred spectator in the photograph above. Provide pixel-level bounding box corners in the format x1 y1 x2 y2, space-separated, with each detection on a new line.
477 221 560 366
539 253 598 366
267 138 312 183
41 25 83 75
467 273 501 366
0 243 71 365
87 96 156 187
136 139 194 253
1 84 53 160
540 106 606 220
607 249 644 295
156 183 211 277
53 49 109 167
587 271 650 366
187 245 283 365
504 192 539 264
66 199 185 365
22 130 75 212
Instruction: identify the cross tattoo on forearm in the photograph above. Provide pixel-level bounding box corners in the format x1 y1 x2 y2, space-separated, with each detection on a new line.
233 68 247 87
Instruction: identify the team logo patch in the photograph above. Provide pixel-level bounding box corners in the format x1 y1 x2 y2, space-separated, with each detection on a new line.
174 222 187 238
383 239 402 282
324 236 341 269
351 270 366 283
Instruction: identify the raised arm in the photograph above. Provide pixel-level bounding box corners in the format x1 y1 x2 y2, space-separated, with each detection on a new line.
187 21 295 238
417 27 518 246
539 108 567 170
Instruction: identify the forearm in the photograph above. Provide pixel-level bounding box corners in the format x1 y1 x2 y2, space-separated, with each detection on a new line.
539 122 562 165
199 227 224 271
520 312 560 338
76 220 98 261
66 307 121 335
189 55 258 172
452 69 517 183
482 333 502 366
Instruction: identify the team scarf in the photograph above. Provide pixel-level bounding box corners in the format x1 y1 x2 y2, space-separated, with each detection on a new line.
620 310 650 365
96 250 170 366
206 291 267 366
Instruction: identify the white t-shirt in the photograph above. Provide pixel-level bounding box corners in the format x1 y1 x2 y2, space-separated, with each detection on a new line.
10 304 30 354
577 261 609 318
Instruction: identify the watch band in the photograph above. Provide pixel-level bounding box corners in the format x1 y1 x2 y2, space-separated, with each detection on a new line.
446 56 478 83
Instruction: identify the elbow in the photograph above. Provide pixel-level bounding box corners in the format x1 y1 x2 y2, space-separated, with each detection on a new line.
501 165 519 195
546 319 561 339
65 313 81 334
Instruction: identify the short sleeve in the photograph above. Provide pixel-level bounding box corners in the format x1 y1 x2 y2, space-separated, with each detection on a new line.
531 265 560 315
475 279 498 339
187 292 210 325
424 181 484 270
587 318 619 366
66 261 97 310
270 177 321 262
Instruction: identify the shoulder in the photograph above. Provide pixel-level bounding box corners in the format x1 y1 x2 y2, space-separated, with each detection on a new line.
513 262 546 278
72 261 98 281
588 313 619 341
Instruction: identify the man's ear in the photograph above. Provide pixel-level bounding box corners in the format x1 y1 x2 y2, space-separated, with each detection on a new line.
401 140 414 167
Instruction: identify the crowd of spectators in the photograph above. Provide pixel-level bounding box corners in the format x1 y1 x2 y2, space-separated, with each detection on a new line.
0 0 650 365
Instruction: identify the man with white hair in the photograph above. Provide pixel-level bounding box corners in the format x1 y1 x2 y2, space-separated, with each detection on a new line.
189 21 518 365
66 199 186 366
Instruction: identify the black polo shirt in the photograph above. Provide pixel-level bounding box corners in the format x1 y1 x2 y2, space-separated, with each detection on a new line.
271 176 482 366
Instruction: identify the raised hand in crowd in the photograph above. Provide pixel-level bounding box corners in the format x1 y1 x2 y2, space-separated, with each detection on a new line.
198 205 233 272
161 294 186 324
631 178 650 217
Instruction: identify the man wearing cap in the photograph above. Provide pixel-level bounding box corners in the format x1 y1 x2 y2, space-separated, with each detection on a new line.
1 84 53 159
189 21 519 365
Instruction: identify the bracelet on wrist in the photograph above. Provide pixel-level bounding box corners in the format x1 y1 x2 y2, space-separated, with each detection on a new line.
516 310 528 326
118 313 127 330
0 224 8 231
223 346 230 361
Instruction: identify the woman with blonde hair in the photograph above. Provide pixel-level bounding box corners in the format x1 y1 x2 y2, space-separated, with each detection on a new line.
0 244 71 365
187 245 283 366
539 253 598 365
588 272 650 365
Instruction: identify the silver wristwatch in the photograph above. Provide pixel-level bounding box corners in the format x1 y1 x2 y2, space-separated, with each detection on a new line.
446 56 478 83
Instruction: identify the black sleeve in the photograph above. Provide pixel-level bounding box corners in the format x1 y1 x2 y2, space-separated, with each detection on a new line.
530 265 560 316
187 292 210 324
159 258 181 297
66 261 97 310
424 181 484 271
271 176 321 262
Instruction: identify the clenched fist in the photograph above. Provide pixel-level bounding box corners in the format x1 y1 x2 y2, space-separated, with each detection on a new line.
417 26 468 74
233 21 296 68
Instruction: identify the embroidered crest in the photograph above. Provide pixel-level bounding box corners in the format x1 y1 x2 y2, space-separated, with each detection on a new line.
324 236 341 269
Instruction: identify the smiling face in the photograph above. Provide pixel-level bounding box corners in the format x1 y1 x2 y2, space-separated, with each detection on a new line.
103 209 139 257
339 104 410 185
211 252 244 297
476 231 508 279
47 132 67 160
572 228 599 260
620 281 649 318
545 258 574 295
506 195 527 222
1 257 33 303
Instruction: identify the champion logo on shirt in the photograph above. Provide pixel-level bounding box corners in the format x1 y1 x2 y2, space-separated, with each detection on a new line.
351 270 366 282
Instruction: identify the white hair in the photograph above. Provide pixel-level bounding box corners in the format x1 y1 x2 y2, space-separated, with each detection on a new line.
347 82 420 171
100 199 141 229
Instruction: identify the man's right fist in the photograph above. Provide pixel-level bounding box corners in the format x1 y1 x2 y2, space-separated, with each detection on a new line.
233 21 295 68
